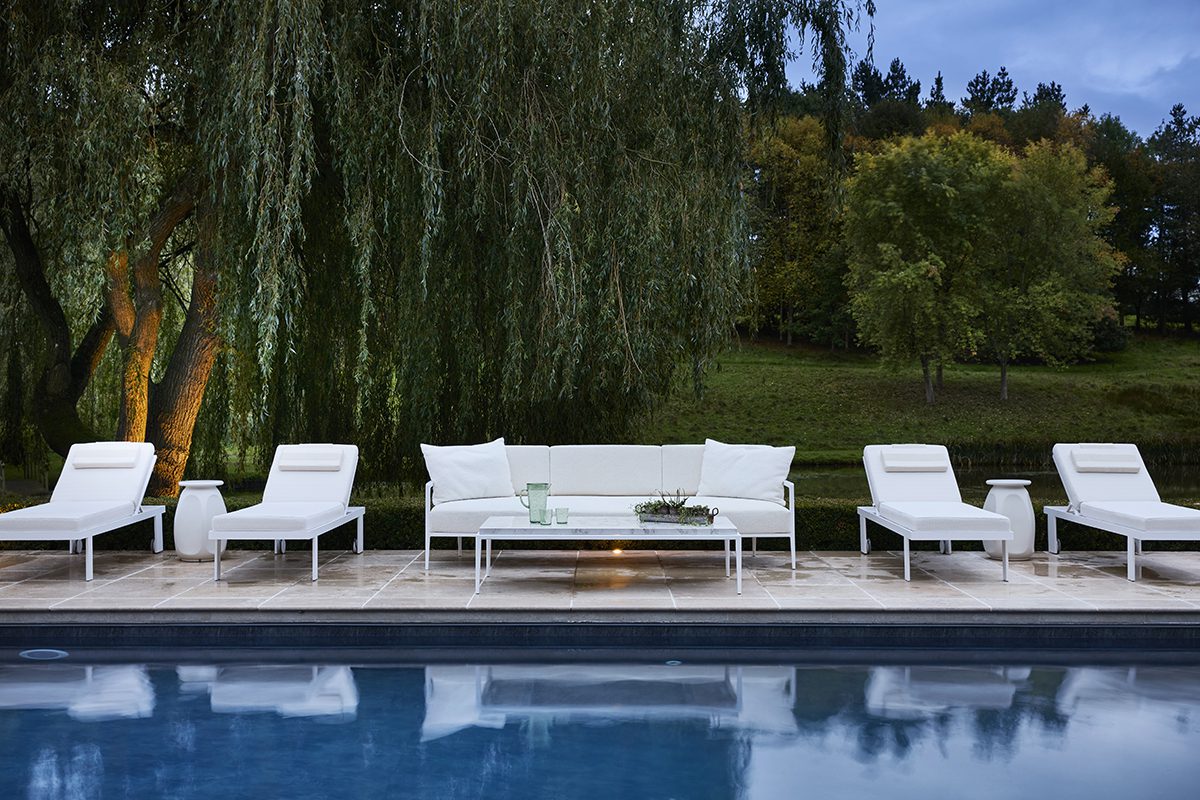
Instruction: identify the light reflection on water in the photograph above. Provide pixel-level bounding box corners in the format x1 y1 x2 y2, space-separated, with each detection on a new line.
1 661 1198 799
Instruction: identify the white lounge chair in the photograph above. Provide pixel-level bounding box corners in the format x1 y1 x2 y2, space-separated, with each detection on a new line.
857 444 1013 581
0 441 164 581
210 444 364 581
1046 443 1200 581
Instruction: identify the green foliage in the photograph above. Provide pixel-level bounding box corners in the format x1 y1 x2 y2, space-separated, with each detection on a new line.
846 132 1007 399
962 66 1017 116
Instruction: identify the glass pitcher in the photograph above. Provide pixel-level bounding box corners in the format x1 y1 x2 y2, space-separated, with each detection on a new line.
518 482 550 524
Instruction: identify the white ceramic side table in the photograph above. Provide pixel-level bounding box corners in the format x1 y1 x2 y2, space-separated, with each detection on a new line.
983 479 1034 560
175 480 228 561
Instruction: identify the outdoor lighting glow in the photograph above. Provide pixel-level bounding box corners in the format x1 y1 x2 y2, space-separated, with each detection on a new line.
612 549 623 555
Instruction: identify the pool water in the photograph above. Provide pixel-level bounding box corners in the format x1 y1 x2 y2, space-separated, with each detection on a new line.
1 659 1198 799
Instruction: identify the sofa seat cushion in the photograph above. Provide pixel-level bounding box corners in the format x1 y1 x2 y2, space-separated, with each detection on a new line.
1078 501 1200 533
428 496 531 533
0 501 135 533
211 502 345 534
878 502 1011 534
690 496 792 535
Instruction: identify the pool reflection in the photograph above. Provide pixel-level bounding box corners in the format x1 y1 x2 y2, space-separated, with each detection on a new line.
0 660 1198 799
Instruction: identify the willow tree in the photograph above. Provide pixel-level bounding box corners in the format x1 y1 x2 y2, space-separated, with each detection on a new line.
2 0 872 487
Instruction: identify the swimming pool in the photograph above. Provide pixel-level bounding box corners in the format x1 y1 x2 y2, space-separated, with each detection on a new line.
2 657 1198 798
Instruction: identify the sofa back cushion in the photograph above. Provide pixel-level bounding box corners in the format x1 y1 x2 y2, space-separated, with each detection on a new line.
264 444 360 508
52 442 156 512
662 445 705 496
507 445 550 493
697 439 793 505
1052 443 1159 508
421 439 514 505
550 445 662 496
863 444 960 505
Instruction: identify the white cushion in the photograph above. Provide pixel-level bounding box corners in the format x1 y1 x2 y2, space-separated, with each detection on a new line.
0 501 134 533
1052 444 1159 508
1078 501 1200 533
210 502 345 533
507 446 550 493
545 496 657 517
277 446 344 471
1070 444 1142 473
662 445 704 495
691 495 792 535
69 444 139 469
549 445 662 496
262 444 359 507
427 496 529 533
421 439 514 505
696 439 793 506
51 442 155 508
878 502 1012 534
863 445 962 505
880 446 950 473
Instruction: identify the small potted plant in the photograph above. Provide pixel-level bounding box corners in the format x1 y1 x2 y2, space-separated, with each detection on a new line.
634 491 717 525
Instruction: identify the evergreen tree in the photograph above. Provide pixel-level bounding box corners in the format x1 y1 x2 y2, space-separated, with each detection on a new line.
883 58 921 105
852 60 886 108
926 71 955 114
963 66 1018 115
1022 81 1067 111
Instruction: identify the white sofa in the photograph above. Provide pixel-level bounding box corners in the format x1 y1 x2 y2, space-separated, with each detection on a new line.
423 444 795 569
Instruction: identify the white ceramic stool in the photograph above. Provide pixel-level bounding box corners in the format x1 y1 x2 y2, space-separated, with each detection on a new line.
175 480 228 561
983 479 1034 560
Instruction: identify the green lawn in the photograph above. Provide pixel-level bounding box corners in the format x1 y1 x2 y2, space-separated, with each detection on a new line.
643 334 1200 466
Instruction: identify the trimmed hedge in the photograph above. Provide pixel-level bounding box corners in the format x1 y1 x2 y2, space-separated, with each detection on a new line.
2 494 1198 553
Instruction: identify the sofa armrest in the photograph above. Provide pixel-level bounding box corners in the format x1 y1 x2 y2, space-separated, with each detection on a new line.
783 480 795 509
425 481 434 512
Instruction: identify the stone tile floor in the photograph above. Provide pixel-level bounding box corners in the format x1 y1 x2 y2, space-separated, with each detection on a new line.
2 547 1200 612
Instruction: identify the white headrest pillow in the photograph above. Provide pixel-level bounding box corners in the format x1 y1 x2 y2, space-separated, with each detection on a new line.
880 446 950 473
278 446 345 471
1070 445 1141 474
70 444 140 469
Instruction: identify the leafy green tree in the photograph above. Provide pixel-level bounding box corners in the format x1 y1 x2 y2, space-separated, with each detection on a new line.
846 133 1006 402
749 116 850 347
976 141 1120 399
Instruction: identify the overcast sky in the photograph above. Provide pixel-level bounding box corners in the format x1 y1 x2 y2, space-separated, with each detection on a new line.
787 0 1200 137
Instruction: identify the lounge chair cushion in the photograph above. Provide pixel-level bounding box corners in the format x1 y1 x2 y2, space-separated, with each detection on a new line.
421 439 514 505
51 441 155 507
0 501 135 533
210 502 346 534
863 445 963 504
1052 444 1159 508
697 439 794 505
877 502 1011 534
261 444 359 507
1077 501 1200 533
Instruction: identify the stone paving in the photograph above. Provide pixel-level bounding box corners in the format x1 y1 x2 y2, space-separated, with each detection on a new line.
2 547 1200 612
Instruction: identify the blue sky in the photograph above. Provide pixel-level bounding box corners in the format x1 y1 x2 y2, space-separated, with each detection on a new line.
787 0 1200 137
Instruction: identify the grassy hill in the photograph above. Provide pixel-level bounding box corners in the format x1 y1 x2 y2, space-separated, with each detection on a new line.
644 333 1200 467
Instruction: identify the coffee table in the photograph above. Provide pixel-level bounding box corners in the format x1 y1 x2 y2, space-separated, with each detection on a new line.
474 515 742 594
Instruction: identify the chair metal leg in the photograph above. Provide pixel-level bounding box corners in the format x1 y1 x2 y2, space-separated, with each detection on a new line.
903 537 911 582
85 536 94 582
474 536 482 594
311 538 319 581
214 541 223 581
152 514 164 553
735 536 743 594
425 532 431 571
355 516 364 554
725 540 731 577
859 515 869 554
1002 540 1009 582
1048 514 1059 554
790 533 796 570
752 537 757 556
457 536 462 556
1127 537 1137 582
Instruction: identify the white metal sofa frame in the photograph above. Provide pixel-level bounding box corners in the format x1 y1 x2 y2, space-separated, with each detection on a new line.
211 444 364 582
0 442 164 581
1045 443 1200 581
856 444 1012 582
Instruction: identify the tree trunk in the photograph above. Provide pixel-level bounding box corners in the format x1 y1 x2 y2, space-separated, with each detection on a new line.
935 361 944 391
920 356 935 404
999 359 1009 401
146 204 222 496
105 176 198 442
1 188 113 456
